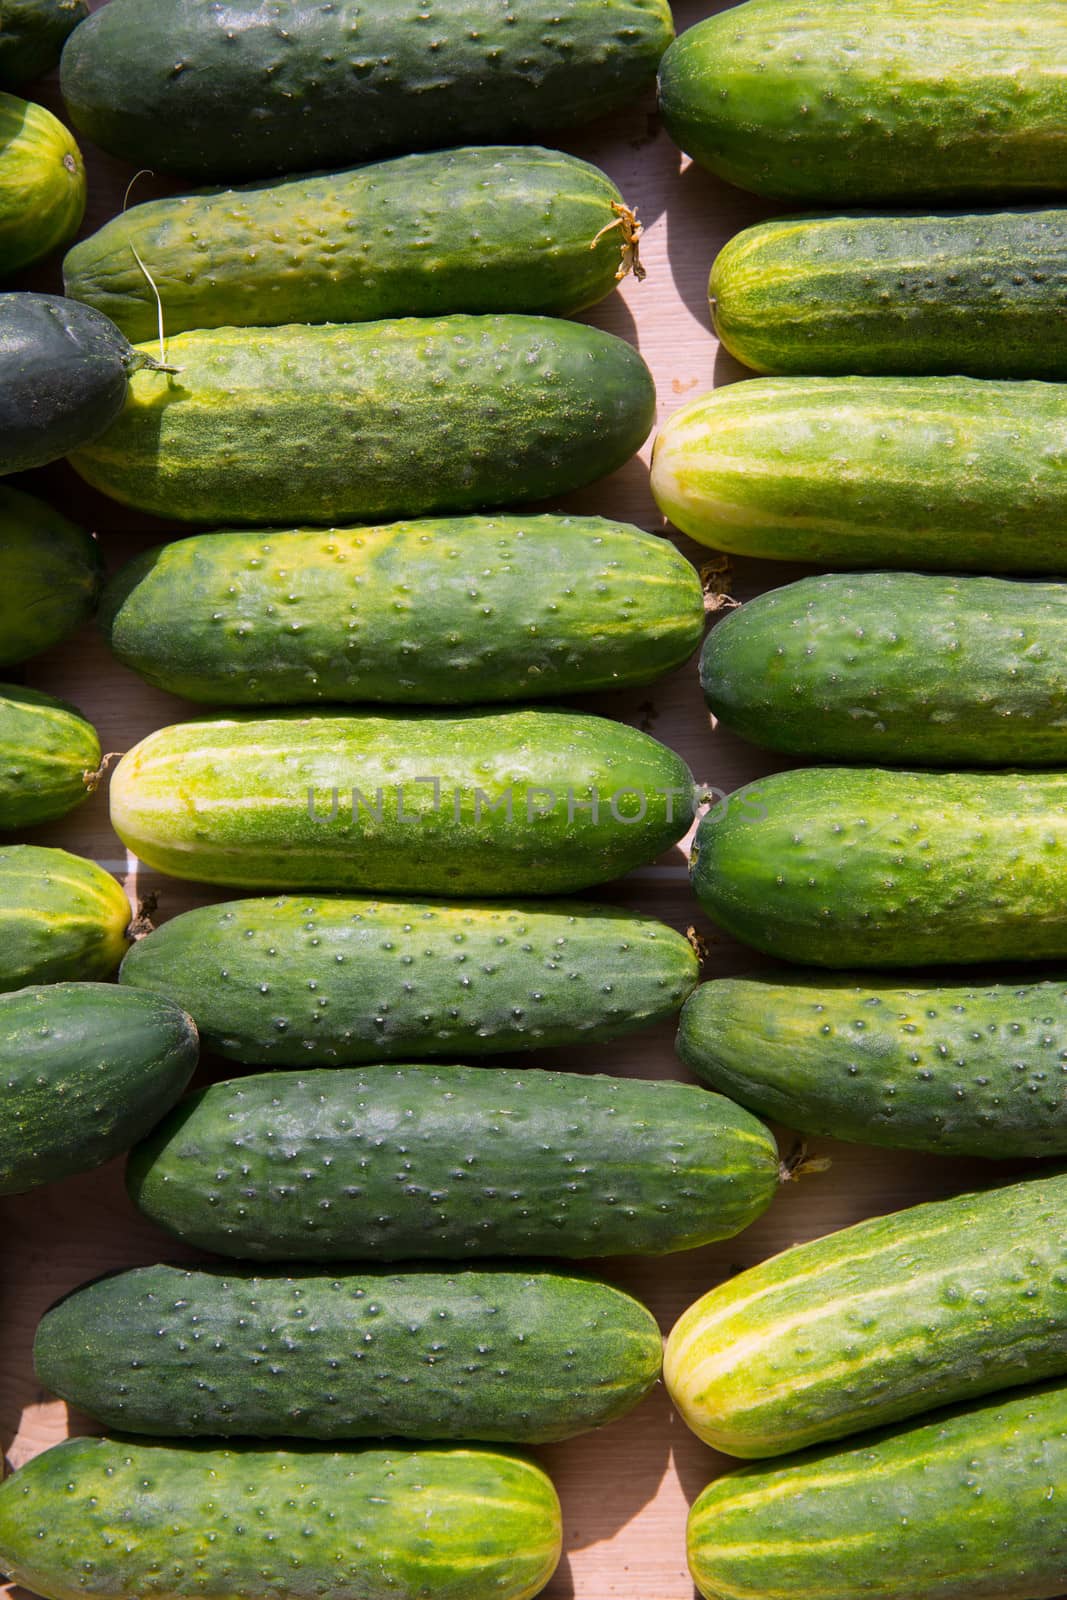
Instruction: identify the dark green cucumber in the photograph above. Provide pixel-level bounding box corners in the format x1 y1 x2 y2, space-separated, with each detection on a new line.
65 147 640 343
688 1379 1067 1600
0 983 197 1196
118 894 699 1065
679 973 1067 1159
667 1173 1067 1457
0 845 130 991
651 376 1067 569
0 293 166 474
0 1436 562 1600
0 0 87 89
100 517 703 706
35 1262 662 1443
0 92 84 273
126 1065 781 1260
710 209 1067 380
0 486 100 665
0 683 99 829
110 708 695 897
70 316 655 526
60 0 674 181
660 0 1067 204
701 572 1067 766
692 767 1067 968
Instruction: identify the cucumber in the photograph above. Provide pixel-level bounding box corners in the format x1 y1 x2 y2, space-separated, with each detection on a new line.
687 1379 1067 1600
0 1 87 89
65 147 640 344
0 293 168 474
678 974 1067 1160
691 766 1067 968
0 983 197 1196
0 683 99 829
659 0 1067 204
70 316 655 526
0 485 100 665
0 92 84 274
110 708 695 897
100 517 703 706
0 1436 562 1600
667 1173 1067 1459
701 572 1067 766
126 1064 781 1260
710 208 1067 380
118 894 699 1066
651 376 1067 569
0 845 130 991
60 0 674 181
35 1262 662 1443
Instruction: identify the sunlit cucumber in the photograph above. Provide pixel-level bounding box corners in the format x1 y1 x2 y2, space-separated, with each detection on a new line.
119 893 699 1065
126 1064 781 1261
0 845 130 991
100 517 703 706
110 708 696 897
65 147 641 342
35 1262 662 1443
0 1436 562 1600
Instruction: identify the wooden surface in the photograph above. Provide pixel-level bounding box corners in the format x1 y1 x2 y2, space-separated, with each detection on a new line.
0 4 1037 1597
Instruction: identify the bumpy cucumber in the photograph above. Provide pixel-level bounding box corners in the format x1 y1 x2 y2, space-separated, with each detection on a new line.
701 572 1067 765
71 316 655 526
688 1380 1067 1600
651 376 1067 568
65 147 640 343
110 708 695 897
691 767 1067 967
0 845 130 991
0 983 197 1196
35 1262 662 1443
710 208 1067 379
0 293 166 474
678 974 1067 1159
667 1173 1067 1458
0 683 99 829
0 1 87 89
119 894 699 1066
0 92 84 272
61 0 673 180
659 0 1067 204
0 485 99 665
126 1065 781 1260
100 517 704 706
0 1436 562 1600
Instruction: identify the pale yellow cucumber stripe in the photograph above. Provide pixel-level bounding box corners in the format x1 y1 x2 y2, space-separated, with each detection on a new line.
666 1215 958 1373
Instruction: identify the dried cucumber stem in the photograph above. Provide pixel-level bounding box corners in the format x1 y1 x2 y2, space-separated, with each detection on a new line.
779 1141 833 1184
83 750 124 793
591 202 647 283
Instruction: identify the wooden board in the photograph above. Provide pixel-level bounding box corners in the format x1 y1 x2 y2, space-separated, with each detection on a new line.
0 4 1039 1597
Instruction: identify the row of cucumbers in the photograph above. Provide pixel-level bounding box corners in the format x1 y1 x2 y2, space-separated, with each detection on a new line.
668 8 1067 1600
11 1144 1067 1600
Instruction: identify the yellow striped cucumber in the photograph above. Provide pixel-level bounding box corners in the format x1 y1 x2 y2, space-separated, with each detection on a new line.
0 91 84 273
110 708 695 897
0 1437 562 1600
651 377 1067 568
688 1378 1067 1600
0 845 130 990
0 683 99 829
667 1173 1067 1458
